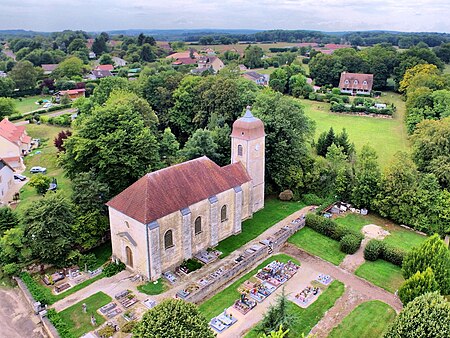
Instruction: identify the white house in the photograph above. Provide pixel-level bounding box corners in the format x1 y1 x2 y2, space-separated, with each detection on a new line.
0 159 14 205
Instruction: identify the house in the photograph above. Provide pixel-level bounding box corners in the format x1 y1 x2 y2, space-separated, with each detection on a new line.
86 38 94 50
90 69 113 79
56 88 86 101
339 72 374 96
191 56 225 74
112 57 127 67
0 158 14 205
107 108 266 280
41 64 59 75
94 64 114 71
0 118 31 169
166 50 200 66
242 71 269 86
89 52 96 59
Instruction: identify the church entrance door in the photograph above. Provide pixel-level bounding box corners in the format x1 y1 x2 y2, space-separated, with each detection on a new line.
125 246 133 268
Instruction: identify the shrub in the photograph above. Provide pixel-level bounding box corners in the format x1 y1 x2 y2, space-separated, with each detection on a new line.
340 234 362 254
301 193 324 206
180 259 202 273
97 325 115 338
19 272 50 305
398 268 439 305
381 244 406 266
47 308 75 338
121 320 137 333
302 58 310 64
103 261 126 277
364 239 384 261
8 113 23 121
2 262 20 276
78 253 97 271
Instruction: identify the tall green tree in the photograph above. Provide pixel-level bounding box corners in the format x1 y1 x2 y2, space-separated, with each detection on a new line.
180 128 221 163
244 45 264 69
52 56 85 79
22 192 75 265
9 60 37 90
402 234 450 294
61 92 160 196
256 290 294 336
0 207 18 236
133 299 214 338
72 171 110 213
384 292 450 338
159 127 180 166
352 145 381 209
269 68 288 93
0 97 17 118
0 77 15 97
92 35 108 55
309 53 345 87
91 76 130 105
398 268 439 305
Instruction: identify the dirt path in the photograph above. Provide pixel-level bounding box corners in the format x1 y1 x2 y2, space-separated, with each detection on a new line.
0 287 46 338
339 238 369 273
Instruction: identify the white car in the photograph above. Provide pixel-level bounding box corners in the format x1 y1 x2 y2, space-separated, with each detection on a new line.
30 166 47 174
43 103 53 109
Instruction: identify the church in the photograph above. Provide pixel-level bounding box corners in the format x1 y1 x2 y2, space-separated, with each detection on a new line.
107 107 265 280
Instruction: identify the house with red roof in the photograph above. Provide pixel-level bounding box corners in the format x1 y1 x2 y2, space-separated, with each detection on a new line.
0 118 31 169
106 108 266 280
166 50 200 66
56 88 86 101
94 64 115 71
339 72 374 96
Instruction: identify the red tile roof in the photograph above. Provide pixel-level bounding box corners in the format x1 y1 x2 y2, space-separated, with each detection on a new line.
41 64 59 72
107 157 251 224
59 89 86 96
0 118 27 145
339 72 374 91
95 64 114 71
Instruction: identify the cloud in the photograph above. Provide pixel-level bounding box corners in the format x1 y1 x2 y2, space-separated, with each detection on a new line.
0 0 449 32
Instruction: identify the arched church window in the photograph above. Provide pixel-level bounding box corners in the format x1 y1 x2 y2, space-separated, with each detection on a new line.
164 230 174 249
238 145 243 156
195 216 202 235
221 205 227 222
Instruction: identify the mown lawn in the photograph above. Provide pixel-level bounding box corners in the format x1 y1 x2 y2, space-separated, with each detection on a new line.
383 226 427 252
15 124 72 214
216 199 305 257
245 280 345 338
300 92 409 168
59 292 111 337
137 278 168 295
15 95 51 114
355 260 404 293
288 227 346 265
328 300 396 338
198 254 300 321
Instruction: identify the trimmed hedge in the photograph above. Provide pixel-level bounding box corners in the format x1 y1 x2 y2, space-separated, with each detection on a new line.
363 239 406 266
8 113 23 121
19 272 51 305
47 308 75 338
305 214 364 254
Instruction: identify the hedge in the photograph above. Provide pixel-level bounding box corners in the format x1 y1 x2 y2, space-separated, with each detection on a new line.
47 309 76 338
305 214 364 254
363 239 406 266
19 272 51 305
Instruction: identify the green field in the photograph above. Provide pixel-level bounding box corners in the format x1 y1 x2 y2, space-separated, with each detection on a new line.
334 213 386 233
288 227 346 265
300 92 409 167
15 124 73 213
198 254 300 321
59 292 111 337
245 280 345 338
15 95 51 114
328 300 396 338
355 260 404 293
216 199 305 257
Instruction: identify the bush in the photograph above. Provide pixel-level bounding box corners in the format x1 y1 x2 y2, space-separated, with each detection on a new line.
97 325 115 338
47 308 75 338
78 253 97 271
381 244 406 266
301 193 324 206
302 58 310 64
8 113 23 121
340 234 362 254
121 320 137 333
2 262 20 276
19 272 51 305
180 259 202 273
398 268 439 305
103 261 126 277
364 239 384 261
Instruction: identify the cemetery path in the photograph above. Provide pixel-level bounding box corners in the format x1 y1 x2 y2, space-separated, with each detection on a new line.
339 238 369 273
0 287 46 338
282 244 403 312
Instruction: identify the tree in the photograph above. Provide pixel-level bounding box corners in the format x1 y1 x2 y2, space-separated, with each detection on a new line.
352 145 381 209
0 97 17 118
159 127 180 166
256 290 294 335
52 56 85 79
28 174 51 195
140 44 156 62
399 64 440 93
289 74 312 98
61 91 160 196
326 144 353 200
54 130 72 152
73 210 108 250
244 45 264 69
0 207 18 236
180 129 221 163
71 171 110 213
92 35 107 55
67 38 88 54
402 234 450 294
398 268 439 305
309 54 345 87
91 76 130 105
0 77 15 97
9 60 37 90
434 42 450 63
0 227 29 264
22 192 75 265
269 68 288 93
260 325 290 338
384 292 450 338
98 53 113 65
133 299 215 338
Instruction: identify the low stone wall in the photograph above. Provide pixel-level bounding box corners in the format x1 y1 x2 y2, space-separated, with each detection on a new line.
14 277 60 338
186 218 305 304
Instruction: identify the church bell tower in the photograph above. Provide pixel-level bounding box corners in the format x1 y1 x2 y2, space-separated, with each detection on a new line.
230 106 265 213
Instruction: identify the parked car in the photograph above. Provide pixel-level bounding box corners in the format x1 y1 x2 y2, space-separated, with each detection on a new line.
30 166 47 173
43 103 53 109
14 174 27 181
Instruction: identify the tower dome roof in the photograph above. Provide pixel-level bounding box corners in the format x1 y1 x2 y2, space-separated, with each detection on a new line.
231 106 265 140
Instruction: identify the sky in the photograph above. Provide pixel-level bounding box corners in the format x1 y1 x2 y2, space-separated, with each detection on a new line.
1 0 450 33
